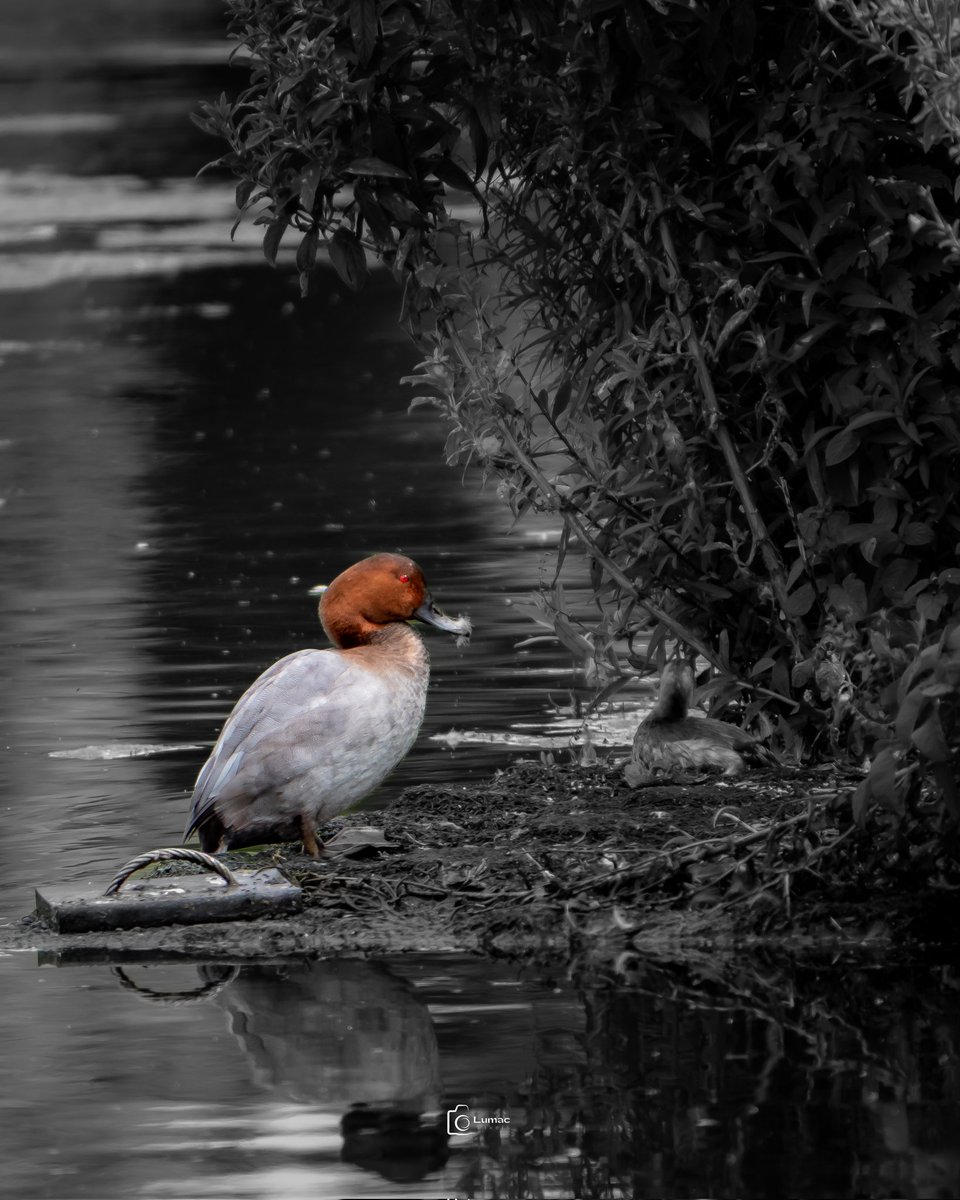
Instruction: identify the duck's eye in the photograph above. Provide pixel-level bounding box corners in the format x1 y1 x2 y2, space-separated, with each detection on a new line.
398 574 410 584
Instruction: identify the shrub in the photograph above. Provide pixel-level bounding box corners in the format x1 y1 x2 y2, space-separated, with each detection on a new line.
195 0 960 831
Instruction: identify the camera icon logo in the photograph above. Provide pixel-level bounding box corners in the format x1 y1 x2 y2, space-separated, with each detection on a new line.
447 1103 473 1135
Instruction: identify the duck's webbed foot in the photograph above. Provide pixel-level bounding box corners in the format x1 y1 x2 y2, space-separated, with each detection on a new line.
196 814 227 855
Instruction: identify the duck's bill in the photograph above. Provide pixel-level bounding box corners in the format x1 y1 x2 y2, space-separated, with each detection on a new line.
414 596 472 640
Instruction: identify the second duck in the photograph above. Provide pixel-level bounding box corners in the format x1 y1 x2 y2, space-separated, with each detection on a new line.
626 661 765 784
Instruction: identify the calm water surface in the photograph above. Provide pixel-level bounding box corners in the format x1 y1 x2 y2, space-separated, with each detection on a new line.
1 5 959 1199
2 950 959 1199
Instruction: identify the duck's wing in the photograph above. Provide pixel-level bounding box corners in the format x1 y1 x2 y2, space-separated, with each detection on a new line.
184 648 356 839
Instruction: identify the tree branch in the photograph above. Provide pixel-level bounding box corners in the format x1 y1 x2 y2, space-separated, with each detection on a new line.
652 182 805 652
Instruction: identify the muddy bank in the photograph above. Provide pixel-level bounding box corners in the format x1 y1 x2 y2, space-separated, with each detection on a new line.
12 761 957 962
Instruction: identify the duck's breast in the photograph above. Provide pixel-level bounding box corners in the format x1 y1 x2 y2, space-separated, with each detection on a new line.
283 649 430 815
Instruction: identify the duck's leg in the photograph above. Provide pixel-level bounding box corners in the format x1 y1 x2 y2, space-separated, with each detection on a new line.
197 813 227 855
300 814 325 859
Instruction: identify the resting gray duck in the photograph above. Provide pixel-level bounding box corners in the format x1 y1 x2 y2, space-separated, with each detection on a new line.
625 662 766 784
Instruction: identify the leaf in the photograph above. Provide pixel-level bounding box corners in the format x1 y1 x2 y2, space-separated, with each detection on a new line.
851 778 871 828
901 521 934 546
394 227 418 275
714 310 749 353
552 614 593 658
841 573 869 615
414 261 441 288
921 681 955 698
884 271 916 315
846 410 896 432
468 110 489 178
912 712 951 762
880 557 918 600
838 292 898 310
345 157 409 179
378 189 424 226
868 747 901 814
299 163 323 214
355 186 395 244
471 86 501 140
827 581 867 621
785 320 840 363
895 687 929 742
681 577 731 599
349 0 378 65
328 227 368 291
791 659 814 687
553 377 573 418
296 226 319 273
673 102 711 144
815 660 844 698
243 127 273 151
276 73 302 99
770 218 811 254
262 216 287 267
836 522 882 546
783 582 816 616
750 656 776 677
801 280 822 326
822 239 864 280
422 156 480 197
235 179 255 211
306 97 342 125
823 428 860 465
190 107 219 137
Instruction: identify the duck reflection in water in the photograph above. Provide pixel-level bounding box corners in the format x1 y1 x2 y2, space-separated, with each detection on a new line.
199 958 448 1184
626 661 770 785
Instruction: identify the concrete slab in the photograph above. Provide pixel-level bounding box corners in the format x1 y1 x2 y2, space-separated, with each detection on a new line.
35 867 302 933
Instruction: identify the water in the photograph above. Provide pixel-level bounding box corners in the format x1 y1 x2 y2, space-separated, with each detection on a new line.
2 951 958 1198
1 6 959 1198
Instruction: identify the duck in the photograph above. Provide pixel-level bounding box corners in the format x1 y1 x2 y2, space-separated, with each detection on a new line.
184 552 471 857
625 661 764 784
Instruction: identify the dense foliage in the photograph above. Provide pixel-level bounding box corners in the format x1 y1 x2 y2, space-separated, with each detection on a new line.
195 0 960 835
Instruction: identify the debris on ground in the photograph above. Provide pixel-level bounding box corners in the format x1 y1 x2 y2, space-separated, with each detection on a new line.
14 760 960 960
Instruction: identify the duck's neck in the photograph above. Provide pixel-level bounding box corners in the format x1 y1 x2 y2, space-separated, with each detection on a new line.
649 668 692 722
344 621 429 674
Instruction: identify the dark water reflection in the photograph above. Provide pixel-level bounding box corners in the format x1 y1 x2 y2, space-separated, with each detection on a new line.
2 952 958 1199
